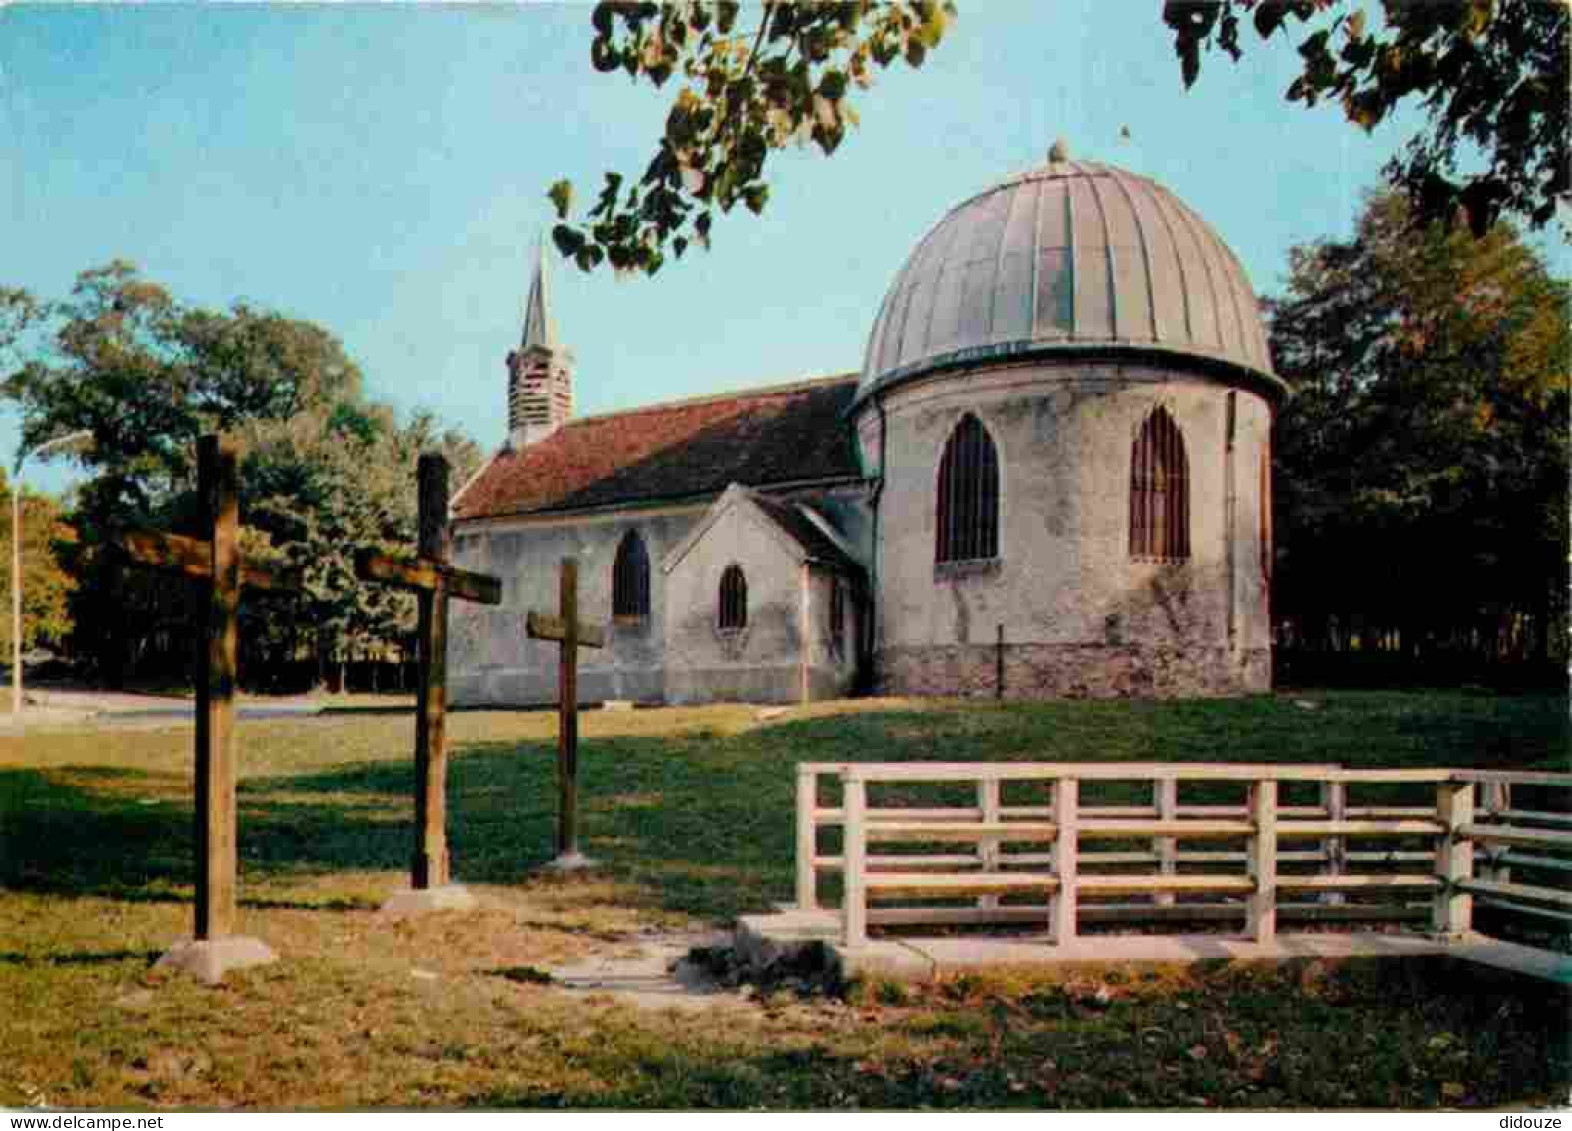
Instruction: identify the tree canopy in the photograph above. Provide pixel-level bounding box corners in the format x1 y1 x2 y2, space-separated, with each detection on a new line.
549 0 1567 275
1169 0 1568 237
1 263 481 689
1268 189 1569 673
0 472 75 658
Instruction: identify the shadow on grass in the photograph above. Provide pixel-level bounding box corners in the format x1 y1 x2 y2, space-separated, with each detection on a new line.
0 948 162 967
465 957 1572 1110
4 693 1567 923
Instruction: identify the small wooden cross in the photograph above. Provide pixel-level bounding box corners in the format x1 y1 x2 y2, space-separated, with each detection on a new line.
119 434 299 945
526 558 606 864
354 453 501 892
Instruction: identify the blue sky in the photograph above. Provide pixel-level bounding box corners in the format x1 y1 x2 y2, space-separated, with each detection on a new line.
3 1 1563 497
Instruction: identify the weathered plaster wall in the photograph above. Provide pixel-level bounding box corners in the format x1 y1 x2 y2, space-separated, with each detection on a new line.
449 489 870 707
663 500 811 705
448 507 702 706
856 361 1273 698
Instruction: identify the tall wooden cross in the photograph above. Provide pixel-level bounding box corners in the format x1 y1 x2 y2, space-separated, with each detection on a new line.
119 434 297 978
526 558 606 865
355 453 501 896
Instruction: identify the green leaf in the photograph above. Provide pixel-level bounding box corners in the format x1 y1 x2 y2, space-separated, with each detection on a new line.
743 184 768 215
1253 1 1288 39
1179 39 1201 88
547 180 574 220
590 36 620 73
551 224 585 259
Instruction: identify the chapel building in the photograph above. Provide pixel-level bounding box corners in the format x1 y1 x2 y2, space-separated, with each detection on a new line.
448 146 1286 706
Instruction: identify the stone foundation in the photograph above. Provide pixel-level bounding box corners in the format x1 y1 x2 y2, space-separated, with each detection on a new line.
877 643 1271 700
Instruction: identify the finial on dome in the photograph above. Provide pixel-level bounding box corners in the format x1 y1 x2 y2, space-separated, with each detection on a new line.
1048 138 1070 163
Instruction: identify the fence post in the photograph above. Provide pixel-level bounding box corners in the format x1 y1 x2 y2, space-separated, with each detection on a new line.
1319 780 1346 906
1154 777 1177 907
1481 780 1511 886
1247 780 1278 944
1051 778 1078 945
978 776 1001 911
843 770 868 947
796 765 818 912
1433 779 1474 940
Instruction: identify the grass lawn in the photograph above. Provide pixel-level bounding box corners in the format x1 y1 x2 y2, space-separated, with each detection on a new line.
1 689 1568 1109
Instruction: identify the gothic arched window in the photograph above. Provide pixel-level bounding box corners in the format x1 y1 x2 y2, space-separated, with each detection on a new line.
612 530 650 619
719 564 747 630
935 413 1000 565
1130 406 1190 561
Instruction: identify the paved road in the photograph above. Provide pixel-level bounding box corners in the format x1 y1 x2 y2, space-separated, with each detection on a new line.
8 686 401 729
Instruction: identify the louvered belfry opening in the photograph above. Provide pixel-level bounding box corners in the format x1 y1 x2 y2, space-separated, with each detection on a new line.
1130 406 1191 561
718 564 748 630
612 529 650 618
935 413 1000 565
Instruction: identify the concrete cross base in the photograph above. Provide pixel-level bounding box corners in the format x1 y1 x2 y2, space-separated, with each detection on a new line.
155 937 278 985
380 885 477 914
544 851 598 872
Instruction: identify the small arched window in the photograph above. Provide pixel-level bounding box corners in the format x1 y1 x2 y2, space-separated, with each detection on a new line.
935 413 1000 565
1130 406 1190 561
718 564 747 630
612 530 650 619
829 577 846 656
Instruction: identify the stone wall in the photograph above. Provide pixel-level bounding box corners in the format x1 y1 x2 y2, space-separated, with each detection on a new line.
663 494 818 705
856 359 1274 699
878 643 1270 699
448 506 702 706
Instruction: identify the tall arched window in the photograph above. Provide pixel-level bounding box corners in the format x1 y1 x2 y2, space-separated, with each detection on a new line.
1130 406 1190 561
612 530 650 619
935 413 1000 565
718 564 747 630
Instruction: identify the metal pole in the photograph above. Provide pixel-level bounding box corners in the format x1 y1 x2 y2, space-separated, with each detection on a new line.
11 484 20 717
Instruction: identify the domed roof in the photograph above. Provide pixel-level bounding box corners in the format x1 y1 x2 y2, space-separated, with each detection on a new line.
857 149 1283 404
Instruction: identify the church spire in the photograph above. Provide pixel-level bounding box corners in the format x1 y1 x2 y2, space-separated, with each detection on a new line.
506 235 574 449
520 235 557 351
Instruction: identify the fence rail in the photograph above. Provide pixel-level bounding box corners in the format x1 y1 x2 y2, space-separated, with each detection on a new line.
794 762 1572 952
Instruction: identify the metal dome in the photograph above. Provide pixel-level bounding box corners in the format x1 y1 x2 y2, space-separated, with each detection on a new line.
857 151 1283 404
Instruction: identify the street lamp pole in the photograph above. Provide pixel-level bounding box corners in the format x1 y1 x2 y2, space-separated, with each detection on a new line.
12 429 91 717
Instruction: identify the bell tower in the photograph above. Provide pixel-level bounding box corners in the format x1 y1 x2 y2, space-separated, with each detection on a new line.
506 240 574 448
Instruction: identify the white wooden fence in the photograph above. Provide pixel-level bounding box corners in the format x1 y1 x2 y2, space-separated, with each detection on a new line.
794 762 1572 951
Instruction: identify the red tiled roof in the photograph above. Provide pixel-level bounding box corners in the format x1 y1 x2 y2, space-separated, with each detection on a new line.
452 375 863 521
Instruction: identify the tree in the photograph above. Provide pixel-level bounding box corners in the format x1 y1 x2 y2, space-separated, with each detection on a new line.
1167 0 1568 237
0 472 75 658
1268 188 1570 674
549 1 1567 275
549 1 956 275
2 262 483 689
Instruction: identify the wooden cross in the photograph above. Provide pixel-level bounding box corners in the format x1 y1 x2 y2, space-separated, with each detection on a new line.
119 434 299 943
526 558 606 864
354 453 501 891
